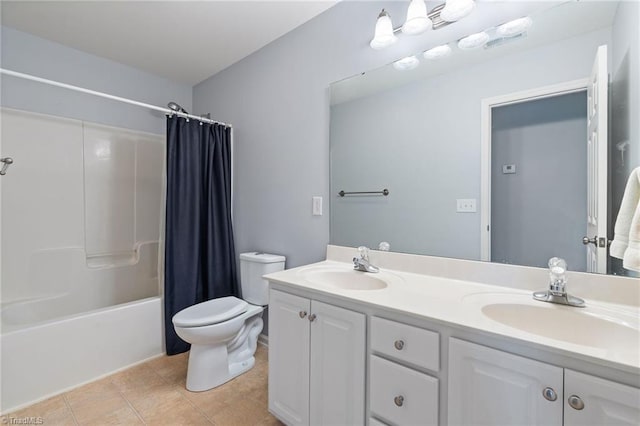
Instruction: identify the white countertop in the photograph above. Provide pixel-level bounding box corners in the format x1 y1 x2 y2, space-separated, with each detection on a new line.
265 259 640 375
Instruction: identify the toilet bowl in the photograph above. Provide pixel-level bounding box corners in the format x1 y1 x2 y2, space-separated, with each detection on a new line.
172 252 285 392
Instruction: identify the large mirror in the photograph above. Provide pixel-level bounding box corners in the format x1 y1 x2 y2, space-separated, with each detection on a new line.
330 0 639 276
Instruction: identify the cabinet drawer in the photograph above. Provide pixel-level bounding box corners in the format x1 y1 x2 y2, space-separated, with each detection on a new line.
371 316 439 371
370 355 438 426
369 418 387 426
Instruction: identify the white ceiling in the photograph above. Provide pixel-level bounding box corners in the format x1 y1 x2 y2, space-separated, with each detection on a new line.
1 0 336 85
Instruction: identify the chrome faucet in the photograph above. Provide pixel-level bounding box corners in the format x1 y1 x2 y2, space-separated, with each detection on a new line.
353 246 380 273
533 257 585 307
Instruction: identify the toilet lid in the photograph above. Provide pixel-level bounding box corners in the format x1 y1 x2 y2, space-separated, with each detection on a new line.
172 296 248 327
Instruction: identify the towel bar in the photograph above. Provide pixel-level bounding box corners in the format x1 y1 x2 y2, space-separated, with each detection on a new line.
338 189 389 197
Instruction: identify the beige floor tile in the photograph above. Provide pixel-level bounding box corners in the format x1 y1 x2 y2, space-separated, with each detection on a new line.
13 345 276 426
65 377 120 406
127 385 211 425
71 394 137 425
256 414 285 426
110 363 167 392
207 398 269 426
7 395 76 426
146 352 189 385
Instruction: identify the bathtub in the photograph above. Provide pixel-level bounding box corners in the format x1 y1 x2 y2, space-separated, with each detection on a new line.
0 243 165 413
0 296 163 413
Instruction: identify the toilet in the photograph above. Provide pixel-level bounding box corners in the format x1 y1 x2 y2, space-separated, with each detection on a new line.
172 252 285 392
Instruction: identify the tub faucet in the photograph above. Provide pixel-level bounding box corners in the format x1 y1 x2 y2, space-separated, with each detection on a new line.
353 246 379 273
533 257 585 307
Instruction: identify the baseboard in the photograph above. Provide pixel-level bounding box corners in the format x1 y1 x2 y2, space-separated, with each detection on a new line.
258 333 269 347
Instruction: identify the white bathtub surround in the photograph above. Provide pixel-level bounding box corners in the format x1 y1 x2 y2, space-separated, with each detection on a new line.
0 297 163 413
1 108 164 305
0 108 165 413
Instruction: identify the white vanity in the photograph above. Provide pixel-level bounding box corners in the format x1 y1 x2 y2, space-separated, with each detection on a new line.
265 246 640 426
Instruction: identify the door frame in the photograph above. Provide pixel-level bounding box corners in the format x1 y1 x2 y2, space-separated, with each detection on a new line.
480 79 590 261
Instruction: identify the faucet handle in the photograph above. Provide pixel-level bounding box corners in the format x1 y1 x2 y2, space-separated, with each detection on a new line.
357 246 370 261
548 257 567 294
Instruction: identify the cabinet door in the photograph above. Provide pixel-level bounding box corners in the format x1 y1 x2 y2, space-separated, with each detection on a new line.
309 300 366 426
448 338 563 426
268 290 311 426
564 369 640 425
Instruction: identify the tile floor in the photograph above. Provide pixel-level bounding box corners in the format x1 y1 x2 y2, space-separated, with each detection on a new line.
4 344 282 425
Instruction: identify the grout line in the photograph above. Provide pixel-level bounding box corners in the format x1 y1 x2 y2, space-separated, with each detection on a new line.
62 394 80 426
119 391 147 425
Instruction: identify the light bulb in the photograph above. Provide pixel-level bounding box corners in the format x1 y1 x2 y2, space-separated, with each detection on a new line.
496 17 533 37
393 56 420 71
402 0 432 35
370 9 398 50
423 44 452 59
440 0 475 22
457 31 489 50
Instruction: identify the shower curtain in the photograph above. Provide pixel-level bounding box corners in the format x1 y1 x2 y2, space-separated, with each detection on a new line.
164 116 237 355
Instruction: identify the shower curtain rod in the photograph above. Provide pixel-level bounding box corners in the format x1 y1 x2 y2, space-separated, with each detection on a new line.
0 68 232 128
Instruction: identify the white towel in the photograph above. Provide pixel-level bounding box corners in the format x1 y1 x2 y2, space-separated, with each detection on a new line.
610 167 640 272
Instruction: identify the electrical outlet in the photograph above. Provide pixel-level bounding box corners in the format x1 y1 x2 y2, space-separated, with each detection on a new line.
312 196 323 216
456 198 477 213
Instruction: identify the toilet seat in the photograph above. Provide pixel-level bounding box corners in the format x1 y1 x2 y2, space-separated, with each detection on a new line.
173 296 248 328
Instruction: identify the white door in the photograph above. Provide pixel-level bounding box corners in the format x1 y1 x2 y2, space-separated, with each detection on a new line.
448 338 563 426
309 300 366 426
585 45 609 273
268 289 311 426
564 369 640 425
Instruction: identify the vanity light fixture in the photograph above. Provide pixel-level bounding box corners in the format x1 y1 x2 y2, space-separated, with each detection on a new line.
457 31 490 50
496 17 533 37
440 0 476 22
370 9 398 50
370 0 475 51
423 44 452 59
402 0 432 35
393 55 420 71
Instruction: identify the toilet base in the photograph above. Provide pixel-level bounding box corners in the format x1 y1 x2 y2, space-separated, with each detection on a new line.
185 315 263 392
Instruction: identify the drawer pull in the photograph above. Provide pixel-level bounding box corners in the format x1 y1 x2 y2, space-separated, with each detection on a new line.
308 314 317 322
299 311 307 319
394 340 405 350
542 387 557 402
394 395 404 407
568 395 584 410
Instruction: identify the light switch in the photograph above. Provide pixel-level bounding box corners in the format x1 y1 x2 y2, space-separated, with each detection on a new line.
312 196 323 216
456 199 477 213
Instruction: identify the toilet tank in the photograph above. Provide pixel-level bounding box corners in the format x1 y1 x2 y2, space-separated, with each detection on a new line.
239 252 285 306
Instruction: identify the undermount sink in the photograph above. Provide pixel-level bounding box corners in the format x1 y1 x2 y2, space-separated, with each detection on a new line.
298 265 399 290
463 292 639 349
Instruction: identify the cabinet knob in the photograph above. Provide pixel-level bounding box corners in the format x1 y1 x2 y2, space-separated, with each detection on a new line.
568 395 585 410
308 314 317 322
542 387 557 402
299 311 307 319
394 395 404 407
394 340 405 350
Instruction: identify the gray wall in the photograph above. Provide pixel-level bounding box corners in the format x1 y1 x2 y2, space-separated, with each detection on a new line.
491 92 588 271
330 28 610 260
1 26 192 134
192 1 563 268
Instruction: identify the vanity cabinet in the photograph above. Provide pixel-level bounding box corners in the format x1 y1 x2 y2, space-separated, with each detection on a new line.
268 289 366 426
448 338 640 426
370 316 440 425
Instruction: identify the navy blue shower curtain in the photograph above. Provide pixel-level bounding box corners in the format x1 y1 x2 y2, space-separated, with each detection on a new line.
164 116 238 355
